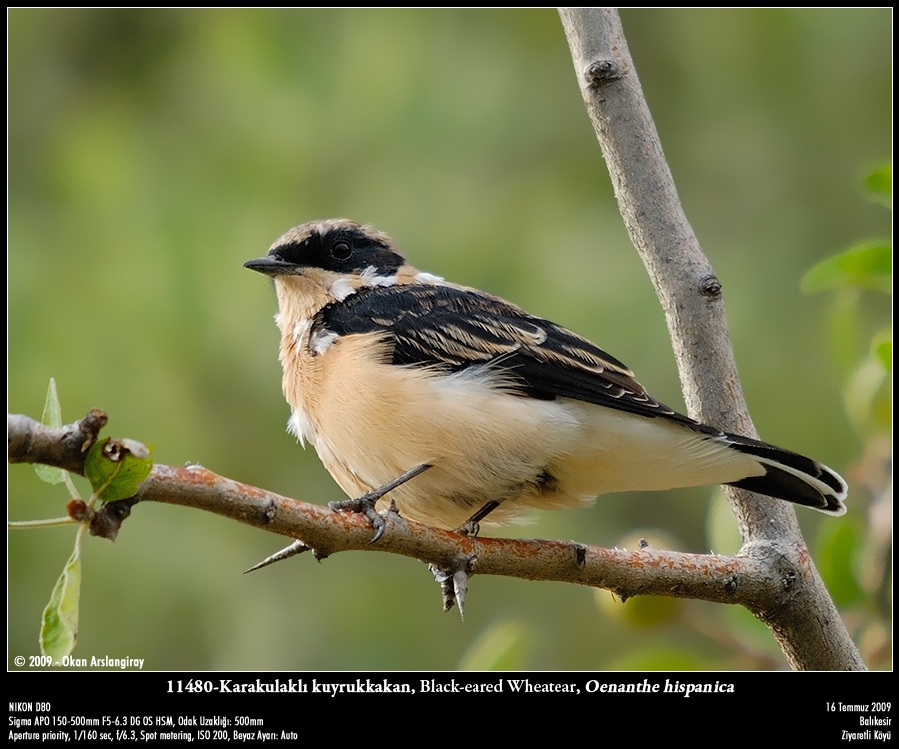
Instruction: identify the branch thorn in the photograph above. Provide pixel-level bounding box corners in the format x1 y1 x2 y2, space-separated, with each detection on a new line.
244 539 310 573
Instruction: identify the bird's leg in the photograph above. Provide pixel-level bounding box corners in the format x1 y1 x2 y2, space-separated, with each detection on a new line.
457 500 501 537
329 463 432 542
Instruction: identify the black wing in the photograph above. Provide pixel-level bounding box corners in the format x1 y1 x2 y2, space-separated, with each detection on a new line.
314 283 698 425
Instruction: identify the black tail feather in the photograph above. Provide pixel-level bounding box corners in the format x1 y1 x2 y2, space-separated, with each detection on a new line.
724 434 848 516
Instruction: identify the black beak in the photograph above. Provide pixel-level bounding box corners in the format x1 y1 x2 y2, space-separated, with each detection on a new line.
244 256 292 276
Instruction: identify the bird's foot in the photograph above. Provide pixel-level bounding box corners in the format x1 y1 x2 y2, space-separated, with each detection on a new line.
329 463 432 542
456 519 481 537
329 494 391 541
455 500 501 538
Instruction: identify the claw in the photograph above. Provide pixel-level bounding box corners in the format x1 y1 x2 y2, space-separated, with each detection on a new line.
456 519 480 538
456 499 500 537
328 494 388 541
329 463 431 542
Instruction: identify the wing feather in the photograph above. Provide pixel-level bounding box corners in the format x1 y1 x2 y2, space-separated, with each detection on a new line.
314 284 703 428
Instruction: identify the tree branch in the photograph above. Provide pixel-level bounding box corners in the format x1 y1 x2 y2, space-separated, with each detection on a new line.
558 7 863 670
9 410 821 614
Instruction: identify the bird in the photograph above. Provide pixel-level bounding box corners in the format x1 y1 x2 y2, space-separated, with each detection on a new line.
244 218 848 536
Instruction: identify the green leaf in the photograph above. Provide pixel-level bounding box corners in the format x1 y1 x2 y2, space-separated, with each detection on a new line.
802 241 891 294
84 437 153 502
844 353 892 434
597 587 680 630
35 378 66 485
816 521 864 608
872 331 891 373
864 163 892 209
40 377 63 428
40 547 82 660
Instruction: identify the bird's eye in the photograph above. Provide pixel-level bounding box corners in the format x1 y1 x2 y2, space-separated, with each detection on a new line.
330 239 352 260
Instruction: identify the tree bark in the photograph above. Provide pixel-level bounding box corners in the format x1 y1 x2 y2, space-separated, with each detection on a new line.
558 7 864 670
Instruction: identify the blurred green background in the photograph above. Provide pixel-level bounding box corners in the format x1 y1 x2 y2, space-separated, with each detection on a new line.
8 8 891 671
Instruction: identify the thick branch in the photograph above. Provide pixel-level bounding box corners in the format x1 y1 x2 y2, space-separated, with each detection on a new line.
8 409 107 475
558 8 863 670
10 411 806 611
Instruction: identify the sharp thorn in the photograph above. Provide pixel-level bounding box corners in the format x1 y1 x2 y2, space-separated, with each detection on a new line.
244 540 309 574
453 568 468 620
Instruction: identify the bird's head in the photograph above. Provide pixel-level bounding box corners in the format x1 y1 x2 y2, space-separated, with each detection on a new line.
244 218 443 325
244 218 406 280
